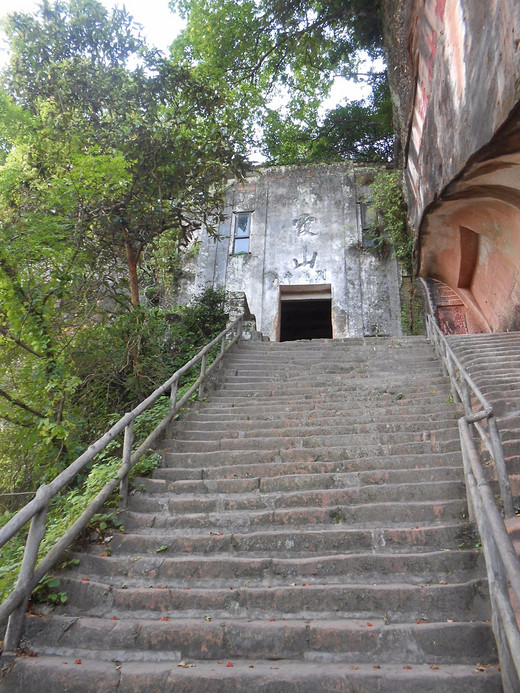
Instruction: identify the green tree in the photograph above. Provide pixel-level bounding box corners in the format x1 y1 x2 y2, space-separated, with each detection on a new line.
0 0 248 491
170 0 390 163
2 0 248 307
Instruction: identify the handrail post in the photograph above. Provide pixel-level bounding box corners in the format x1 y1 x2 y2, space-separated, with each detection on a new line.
3 485 50 655
199 352 207 398
218 335 226 372
488 416 515 519
119 422 134 509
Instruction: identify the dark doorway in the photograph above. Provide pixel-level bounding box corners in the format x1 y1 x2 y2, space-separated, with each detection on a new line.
280 299 332 341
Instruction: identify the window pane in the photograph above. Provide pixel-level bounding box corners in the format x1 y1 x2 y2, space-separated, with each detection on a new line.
234 237 249 253
236 214 250 237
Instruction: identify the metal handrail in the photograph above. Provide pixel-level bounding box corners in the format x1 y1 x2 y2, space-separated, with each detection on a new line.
420 279 513 517
420 278 520 690
0 315 244 655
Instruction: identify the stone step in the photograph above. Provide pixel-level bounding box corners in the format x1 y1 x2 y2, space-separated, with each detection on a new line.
207 385 453 402
21 615 496 665
122 499 468 532
161 441 461 469
179 404 462 423
195 397 458 417
176 412 460 431
153 453 463 482
149 466 464 495
167 428 459 453
129 478 465 511
171 420 459 442
66 549 482 586
104 521 475 557
1 655 502 693
218 367 445 382
54 576 490 623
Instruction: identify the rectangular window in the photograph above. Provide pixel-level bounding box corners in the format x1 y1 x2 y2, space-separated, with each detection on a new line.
233 212 251 254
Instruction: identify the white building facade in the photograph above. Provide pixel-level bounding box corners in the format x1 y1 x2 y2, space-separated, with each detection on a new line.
191 163 402 341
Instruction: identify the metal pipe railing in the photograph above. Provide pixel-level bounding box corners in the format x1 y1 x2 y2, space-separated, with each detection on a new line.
0 315 244 655
420 279 513 517
420 279 520 692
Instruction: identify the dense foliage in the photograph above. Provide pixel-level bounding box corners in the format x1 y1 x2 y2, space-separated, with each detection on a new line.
0 0 241 506
171 0 393 164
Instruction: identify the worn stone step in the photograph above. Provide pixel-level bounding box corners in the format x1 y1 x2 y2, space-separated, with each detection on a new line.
22 615 496 665
128 479 466 514
53 576 490 623
154 453 463 482
124 496 467 532
1 655 502 693
162 441 461 469
168 429 459 453
195 398 459 417
105 521 475 557
65 549 482 586
207 386 452 404
176 412 459 432
218 370 446 387
152 467 463 495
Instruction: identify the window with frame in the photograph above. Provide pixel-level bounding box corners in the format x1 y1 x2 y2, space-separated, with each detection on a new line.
233 212 251 254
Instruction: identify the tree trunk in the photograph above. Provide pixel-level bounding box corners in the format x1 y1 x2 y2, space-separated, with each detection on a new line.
125 240 141 308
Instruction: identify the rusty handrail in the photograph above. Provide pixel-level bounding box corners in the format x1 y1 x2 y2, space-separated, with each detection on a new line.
0 315 244 655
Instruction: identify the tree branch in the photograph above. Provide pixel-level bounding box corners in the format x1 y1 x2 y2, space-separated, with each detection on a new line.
0 325 44 358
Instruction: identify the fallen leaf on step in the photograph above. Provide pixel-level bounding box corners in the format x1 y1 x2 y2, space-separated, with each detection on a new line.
349 665 359 670
226 662 234 667
160 617 169 621
209 532 223 536
75 659 82 665
81 577 89 582
249 665 255 668
373 665 381 669
403 665 412 670
430 665 439 670
204 616 212 622
366 622 373 627
177 661 196 668
132 556 141 562
473 664 488 673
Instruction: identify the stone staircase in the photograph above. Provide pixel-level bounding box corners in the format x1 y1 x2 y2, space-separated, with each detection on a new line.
1 337 502 691
448 331 520 500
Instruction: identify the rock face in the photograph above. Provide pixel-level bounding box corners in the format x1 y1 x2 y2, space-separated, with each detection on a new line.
384 0 520 333
1 338 501 691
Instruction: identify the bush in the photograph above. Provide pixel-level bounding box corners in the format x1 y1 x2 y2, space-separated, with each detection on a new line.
369 170 412 264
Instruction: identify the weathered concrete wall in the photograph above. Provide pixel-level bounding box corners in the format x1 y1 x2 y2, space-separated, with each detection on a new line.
190 163 401 341
386 0 520 332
